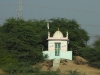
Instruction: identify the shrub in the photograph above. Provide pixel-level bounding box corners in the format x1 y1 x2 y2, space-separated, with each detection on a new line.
78 46 100 68
88 61 100 68
34 69 60 75
2 62 35 75
66 70 86 75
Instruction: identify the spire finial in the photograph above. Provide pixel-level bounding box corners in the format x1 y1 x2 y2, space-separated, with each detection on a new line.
58 28 59 31
66 31 68 38
47 22 49 30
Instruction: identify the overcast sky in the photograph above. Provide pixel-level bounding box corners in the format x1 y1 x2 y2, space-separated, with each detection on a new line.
0 0 100 45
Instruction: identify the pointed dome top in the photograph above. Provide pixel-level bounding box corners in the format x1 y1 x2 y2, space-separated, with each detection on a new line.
53 28 63 38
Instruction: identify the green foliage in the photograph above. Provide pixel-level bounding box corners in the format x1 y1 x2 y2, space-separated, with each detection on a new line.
0 18 45 65
0 49 18 66
88 61 100 68
2 66 61 75
87 38 100 68
2 62 35 75
34 70 60 75
0 18 46 74
66 70 86 75
93 38 100 49
78 45 100 68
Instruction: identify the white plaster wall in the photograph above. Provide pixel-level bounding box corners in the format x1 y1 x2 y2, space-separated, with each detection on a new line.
61 41 68 52
60 51 72 60
43 51 72 60
48 40 68 52
66 51 72 60
43 51 54 59
48 41 55 52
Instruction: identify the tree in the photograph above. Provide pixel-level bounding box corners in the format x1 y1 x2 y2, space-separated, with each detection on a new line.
0 18 45 65
93 38 100 49
78 38 100 68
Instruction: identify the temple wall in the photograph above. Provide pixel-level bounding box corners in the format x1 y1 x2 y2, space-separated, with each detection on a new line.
48 41 68 52
43 51 72 60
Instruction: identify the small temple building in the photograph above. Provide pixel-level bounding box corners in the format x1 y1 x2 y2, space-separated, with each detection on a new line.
43 29 72 60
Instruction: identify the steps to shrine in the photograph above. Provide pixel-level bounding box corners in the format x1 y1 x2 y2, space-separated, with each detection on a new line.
53 58 60 69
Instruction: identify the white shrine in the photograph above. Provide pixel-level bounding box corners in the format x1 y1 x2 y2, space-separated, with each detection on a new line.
43 29 72 60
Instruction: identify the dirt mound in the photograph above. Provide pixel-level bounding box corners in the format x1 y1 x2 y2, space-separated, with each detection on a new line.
33 60 53 71
35 57 100 75
73 56 88 65
0 69 4 74
60 59 68 65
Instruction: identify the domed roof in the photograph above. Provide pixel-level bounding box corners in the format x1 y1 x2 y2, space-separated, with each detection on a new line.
53 29 63 38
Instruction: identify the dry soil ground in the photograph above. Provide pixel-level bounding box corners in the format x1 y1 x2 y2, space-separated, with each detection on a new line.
41 56 100 75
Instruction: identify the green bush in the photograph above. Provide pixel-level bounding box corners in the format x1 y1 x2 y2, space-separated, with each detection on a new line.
78 46 100 68
34 69 60 75
66 70 86 75
2 62 35 75
2 65 47 75
88 61 100 68
1 67 87 75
